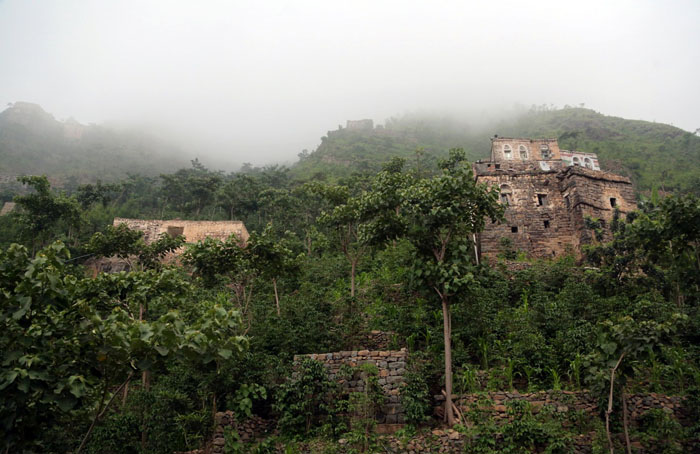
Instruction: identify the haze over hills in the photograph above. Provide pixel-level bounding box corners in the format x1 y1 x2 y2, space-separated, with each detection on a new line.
294 107 700 194
0 102 191 183
1 101 698 195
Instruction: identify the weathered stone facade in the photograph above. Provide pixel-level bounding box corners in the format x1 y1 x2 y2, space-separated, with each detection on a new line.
475 138 636 260
293 349 408 424
87 218 249 273
345 119 374 131
112 218 249 244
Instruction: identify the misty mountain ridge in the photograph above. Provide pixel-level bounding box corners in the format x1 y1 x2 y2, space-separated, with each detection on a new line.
294 107 700 194
0 102 190 183
1 102 698 195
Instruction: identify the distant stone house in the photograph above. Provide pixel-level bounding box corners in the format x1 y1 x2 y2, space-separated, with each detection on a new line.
112 218 249 245
88 218 249 273
0 202 16 216
474 137 636 261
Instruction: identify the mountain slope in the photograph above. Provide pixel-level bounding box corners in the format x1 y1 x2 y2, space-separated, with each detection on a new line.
292 108 700 194
0 102 190 184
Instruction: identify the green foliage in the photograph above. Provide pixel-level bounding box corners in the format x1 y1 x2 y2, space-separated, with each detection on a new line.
0 241 246 453
401 359 432 425
274 359 338 437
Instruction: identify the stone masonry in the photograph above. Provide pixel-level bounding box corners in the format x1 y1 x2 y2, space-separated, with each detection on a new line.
475 137 636 261
293 349 408 424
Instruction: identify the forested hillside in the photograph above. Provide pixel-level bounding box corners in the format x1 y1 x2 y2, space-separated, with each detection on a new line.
0 102 189 184
293 107 700 195
1 153 699 453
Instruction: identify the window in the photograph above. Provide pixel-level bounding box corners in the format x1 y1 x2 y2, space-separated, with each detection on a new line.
500 184 512 206
503 144 513 160
519 145 529 160
564 195 570 208
584 157 592 169
167 226 184 238
544 220 550 229
610 197 617 207
495 163 501 170
540 144 551 159
537 194 548 206
511 226 518 233
573 157 580 166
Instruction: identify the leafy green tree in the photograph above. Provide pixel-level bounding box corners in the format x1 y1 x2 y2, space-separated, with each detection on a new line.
584 314 685 454
318 184 367 297
247 225 301 316
13 175 81 250
87 223 184 271
398 149 503 425
0 241 246 453
183 234 257 331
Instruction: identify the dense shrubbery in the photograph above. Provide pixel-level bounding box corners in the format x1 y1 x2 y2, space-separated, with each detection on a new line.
1 156 698 452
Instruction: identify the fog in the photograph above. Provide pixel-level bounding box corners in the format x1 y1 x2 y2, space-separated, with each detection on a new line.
1 0 698 167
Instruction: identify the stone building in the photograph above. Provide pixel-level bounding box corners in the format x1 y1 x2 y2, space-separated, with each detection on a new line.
474 137 636 260
345 119 374 131
87 218 249 273
112 218 249 245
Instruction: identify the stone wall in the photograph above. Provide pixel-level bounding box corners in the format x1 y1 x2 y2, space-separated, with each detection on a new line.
113 218 249 244
434 390 687 427
293 349 408 424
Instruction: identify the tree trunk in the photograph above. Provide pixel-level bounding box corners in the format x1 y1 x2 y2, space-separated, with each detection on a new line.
442 297 455 426
605 352 625 454
273 278 280 316
622 391 632 454
350 258 356 298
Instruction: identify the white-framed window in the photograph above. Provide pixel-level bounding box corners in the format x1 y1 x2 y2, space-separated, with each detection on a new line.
519 145 528 160
503 144 513 160
584 157 592 169
573 157 580 166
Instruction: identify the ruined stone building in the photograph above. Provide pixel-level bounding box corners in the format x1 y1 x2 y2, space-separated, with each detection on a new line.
89 218 249 273
112 218 249 245
474 138 636 260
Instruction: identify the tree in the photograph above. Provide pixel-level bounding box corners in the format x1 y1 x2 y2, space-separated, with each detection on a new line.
86 223 185 271
13 175 81 251
247 225 301 316
0 241 246 453
318 185 366 298
398 149 503 425
183 234 258 332
584 314 684 454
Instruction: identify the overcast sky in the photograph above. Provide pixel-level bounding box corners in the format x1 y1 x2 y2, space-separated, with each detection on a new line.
1 0 698 166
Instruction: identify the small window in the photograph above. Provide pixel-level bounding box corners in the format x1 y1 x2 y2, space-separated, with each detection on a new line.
167 226 184 238
544 220 550 229
537 194 548 206
495 163 501 170
511 226 518 233
564 195 570 208
500 184 512 206
519 145 528 160
610 197 617 207
503 145 513 160
573 157 580 166
540 144 551 159
584 157 592 169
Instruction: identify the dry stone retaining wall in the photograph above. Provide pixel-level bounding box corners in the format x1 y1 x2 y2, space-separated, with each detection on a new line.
294 349 408 423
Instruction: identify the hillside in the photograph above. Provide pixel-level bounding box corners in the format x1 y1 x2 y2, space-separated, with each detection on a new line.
0 102 190 185
292 108 700 194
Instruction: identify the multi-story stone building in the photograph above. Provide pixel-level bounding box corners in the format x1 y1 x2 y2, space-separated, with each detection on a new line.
474 137 636 261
